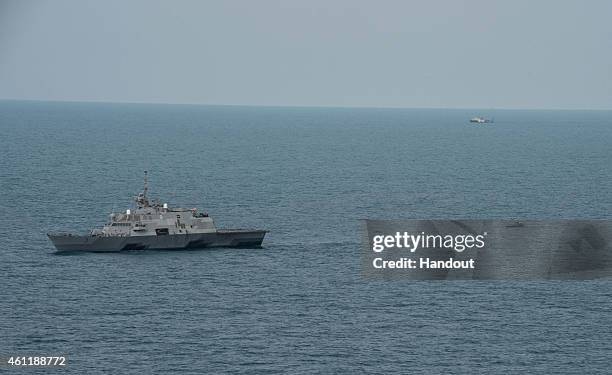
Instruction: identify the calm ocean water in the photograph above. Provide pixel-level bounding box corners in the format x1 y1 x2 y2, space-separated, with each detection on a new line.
1 101 611 373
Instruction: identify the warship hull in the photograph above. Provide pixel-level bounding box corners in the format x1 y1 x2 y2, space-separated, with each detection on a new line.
47 230 267 253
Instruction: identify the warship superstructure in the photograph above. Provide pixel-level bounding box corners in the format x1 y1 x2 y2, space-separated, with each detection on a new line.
47 172 267 252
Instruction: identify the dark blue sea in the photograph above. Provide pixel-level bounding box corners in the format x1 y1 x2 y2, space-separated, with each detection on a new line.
1 101 611 374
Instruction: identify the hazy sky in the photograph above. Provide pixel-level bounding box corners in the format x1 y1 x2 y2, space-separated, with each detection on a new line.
1 0 611 109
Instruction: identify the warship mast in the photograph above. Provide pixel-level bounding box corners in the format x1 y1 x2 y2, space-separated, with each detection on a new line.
143 170 148 201
136 170 150 208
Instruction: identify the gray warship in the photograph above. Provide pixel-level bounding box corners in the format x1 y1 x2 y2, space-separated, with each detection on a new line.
47 172 267 252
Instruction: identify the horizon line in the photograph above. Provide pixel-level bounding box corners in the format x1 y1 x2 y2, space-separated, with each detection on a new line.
1 98 611 112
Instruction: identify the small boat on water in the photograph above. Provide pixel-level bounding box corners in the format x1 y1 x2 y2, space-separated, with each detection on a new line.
470 116 493 124
505 220 525 228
